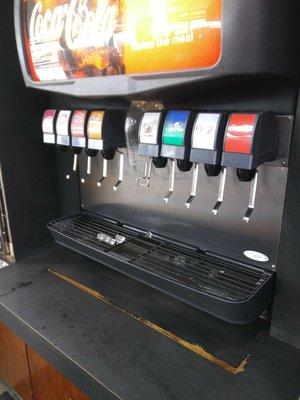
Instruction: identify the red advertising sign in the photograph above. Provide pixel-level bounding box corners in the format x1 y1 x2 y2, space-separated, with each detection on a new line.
22 0 222 82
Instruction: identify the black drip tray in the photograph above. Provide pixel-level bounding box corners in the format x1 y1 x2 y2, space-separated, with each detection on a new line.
48 212 276 324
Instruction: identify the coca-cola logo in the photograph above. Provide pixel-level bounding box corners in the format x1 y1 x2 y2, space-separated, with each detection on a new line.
227 124 254 135
29 0 118 50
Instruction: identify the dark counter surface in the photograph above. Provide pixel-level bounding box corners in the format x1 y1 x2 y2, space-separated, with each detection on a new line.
0 245 299 400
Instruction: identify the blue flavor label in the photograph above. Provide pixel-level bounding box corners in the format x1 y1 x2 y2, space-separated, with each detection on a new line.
162 111 190 146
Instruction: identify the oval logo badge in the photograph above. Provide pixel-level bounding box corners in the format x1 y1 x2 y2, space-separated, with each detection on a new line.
244 250 269 262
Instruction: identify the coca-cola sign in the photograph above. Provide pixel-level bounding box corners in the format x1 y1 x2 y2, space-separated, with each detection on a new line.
29 0 118 50
22 0 222 81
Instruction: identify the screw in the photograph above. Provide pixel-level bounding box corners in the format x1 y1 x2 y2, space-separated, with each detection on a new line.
282 161 287 166
271 264 276 270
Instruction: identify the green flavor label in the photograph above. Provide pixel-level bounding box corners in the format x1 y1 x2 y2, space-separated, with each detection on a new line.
162 111 190 146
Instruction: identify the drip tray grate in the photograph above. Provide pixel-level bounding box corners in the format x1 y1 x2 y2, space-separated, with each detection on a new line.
48 212 276 324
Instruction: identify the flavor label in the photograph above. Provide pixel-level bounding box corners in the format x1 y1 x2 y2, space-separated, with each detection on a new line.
56 110 71 136
42 109 56 134
87 111 105 140
139 112 161 144
224 114 257 154
192 113 221 150
162 111 190 146
71 110 87 137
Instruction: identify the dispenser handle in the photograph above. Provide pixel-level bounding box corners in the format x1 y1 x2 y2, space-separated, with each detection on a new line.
164 159 176 204
212 167 227 215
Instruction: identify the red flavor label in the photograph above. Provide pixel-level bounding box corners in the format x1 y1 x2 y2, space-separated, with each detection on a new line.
224 114 257 154
71 110 87 137
42 109 56 134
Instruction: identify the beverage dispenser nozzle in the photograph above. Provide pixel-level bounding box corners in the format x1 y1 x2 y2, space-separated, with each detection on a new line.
218 112 277 221
161 111 194 204
136 111 167 188
186 113 227 209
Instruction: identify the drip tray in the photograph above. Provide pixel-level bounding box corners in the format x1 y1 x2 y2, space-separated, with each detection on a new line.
48 212 276 324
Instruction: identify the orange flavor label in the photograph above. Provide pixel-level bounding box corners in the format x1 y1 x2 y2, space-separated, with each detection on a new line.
87 111 105 139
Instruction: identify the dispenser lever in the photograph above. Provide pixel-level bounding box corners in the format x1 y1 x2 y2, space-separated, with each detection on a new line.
137 158 153 187
66 154 79 180
113 151 124 191
97 158 108 187
243 170 259 223
212 167 227 215
185 163 199 209
164 159 176 204
87 156 92 175
73 154 78 172
81 156 92 184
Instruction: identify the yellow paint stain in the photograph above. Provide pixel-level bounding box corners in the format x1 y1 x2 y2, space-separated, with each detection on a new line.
48 268 250 375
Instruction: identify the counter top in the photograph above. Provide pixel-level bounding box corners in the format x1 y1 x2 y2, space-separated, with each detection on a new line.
0 245 299 400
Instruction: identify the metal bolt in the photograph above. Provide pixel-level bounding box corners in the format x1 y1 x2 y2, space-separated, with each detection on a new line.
271 264 276 270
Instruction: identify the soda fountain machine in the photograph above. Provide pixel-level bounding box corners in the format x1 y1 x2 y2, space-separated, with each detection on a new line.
14 0 300 345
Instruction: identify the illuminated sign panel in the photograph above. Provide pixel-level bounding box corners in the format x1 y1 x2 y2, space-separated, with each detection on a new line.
22 0 222 81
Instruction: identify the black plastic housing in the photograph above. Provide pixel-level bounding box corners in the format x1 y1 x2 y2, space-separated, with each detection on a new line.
190 113 227 165
70 110 88 150
222 112 278 170
14 1 300 98
55 110 72 148
161 111 196 161
101 110 127 151
138 111 167 158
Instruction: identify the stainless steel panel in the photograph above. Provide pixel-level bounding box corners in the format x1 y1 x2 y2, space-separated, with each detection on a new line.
76 116 292 271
